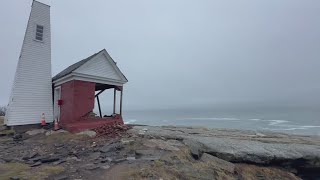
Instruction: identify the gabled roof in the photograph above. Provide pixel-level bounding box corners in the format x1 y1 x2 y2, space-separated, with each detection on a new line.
52 49 128 86
52 50 103 81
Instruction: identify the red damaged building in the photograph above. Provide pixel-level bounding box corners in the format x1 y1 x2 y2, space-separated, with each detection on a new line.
52 49 128 132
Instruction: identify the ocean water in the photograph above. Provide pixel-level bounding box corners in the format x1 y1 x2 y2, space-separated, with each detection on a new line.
122 106 320 136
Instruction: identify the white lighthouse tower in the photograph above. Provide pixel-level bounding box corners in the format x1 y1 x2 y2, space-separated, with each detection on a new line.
5 1 53 125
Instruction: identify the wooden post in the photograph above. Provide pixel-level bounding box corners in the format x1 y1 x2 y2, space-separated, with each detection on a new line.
97 96 102 118
113 88 116 114
120 89 123 115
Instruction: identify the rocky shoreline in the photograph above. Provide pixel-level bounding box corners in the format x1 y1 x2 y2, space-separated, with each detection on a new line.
0 123 319 179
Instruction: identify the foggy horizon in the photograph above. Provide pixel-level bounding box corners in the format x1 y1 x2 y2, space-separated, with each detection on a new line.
1 0 320 111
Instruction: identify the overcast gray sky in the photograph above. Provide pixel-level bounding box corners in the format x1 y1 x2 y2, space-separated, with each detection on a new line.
1 0 319 110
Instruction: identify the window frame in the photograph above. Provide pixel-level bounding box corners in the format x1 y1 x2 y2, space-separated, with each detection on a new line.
34 24 44 42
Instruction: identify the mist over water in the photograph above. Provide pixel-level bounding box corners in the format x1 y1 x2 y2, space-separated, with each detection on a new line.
121 105 320 136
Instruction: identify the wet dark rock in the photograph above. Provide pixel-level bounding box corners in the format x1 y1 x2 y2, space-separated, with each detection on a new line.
10 177 20 180
12 133 22 140
22 152 38 160
100 142 123 153
29 156 42 162
113 158 126 163
101 157 112 163
52 159 66 165
30 161 42 167
40 157 60 163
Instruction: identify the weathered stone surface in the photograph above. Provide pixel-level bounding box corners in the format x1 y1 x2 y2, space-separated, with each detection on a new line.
200 153 235 173
25 129 46 136
139 156 160 161
130 126 320 166
121 138 134 145
100 165 110 170
45 129 68 136
143 139 181 151
22 152 38 160
30 161 42 167
76 130 96 137
135 149 156 156
126 156 136 161
10 177 20 180
40 157 60 163
183 139 204 159
54 175 68 180
89 152 101 160
100 142 123 153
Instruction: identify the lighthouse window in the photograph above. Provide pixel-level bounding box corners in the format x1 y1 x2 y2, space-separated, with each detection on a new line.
35 25 44 41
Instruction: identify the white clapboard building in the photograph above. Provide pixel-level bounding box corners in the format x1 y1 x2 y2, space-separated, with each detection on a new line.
5 1 53 125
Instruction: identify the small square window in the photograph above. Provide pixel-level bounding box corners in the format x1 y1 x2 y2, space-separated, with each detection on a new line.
35 25 44 41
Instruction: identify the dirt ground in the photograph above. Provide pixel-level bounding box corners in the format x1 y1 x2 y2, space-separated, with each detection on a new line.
0 119 302 180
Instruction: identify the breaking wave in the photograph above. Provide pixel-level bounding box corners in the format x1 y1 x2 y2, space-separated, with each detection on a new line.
124 119 137 124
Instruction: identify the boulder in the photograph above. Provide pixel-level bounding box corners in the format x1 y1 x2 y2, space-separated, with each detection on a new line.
200 153 235 173
183 139 204 159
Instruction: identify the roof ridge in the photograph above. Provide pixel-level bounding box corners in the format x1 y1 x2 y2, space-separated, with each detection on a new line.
52 49 103 81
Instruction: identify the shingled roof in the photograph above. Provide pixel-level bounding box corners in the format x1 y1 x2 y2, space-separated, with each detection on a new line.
52 50 103 81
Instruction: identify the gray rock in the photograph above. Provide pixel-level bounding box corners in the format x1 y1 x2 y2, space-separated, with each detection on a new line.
76 130 96 138
113 158 126 163
54 175 68 180
30 161 42 167
22 152 38 160
101 157 112 163
135 149 156 156
131 126 320 167
100 142 123 153
52 159 66 165
139 156 161 161
85 164 100 170
183 139 204 159
12 133 22 140
126 156 136 161
40 157 60 163
100 165 110 170
25 129 46 136
121 138 134 145
200 153 235 173
89 152 101 160
10 177 20 180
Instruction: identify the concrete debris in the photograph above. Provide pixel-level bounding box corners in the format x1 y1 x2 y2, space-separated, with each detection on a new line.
93 123 130 137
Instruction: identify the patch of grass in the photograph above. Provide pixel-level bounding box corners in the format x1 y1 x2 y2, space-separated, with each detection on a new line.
44 132 86 144
0 163 30 179
0 163 65 180
0 129 15 136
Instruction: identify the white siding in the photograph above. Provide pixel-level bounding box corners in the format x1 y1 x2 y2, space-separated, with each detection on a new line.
5 1 53 125
74 53 122 81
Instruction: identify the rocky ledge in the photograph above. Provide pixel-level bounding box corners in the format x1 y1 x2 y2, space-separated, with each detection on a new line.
0 124 319 179
130 125 320 179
